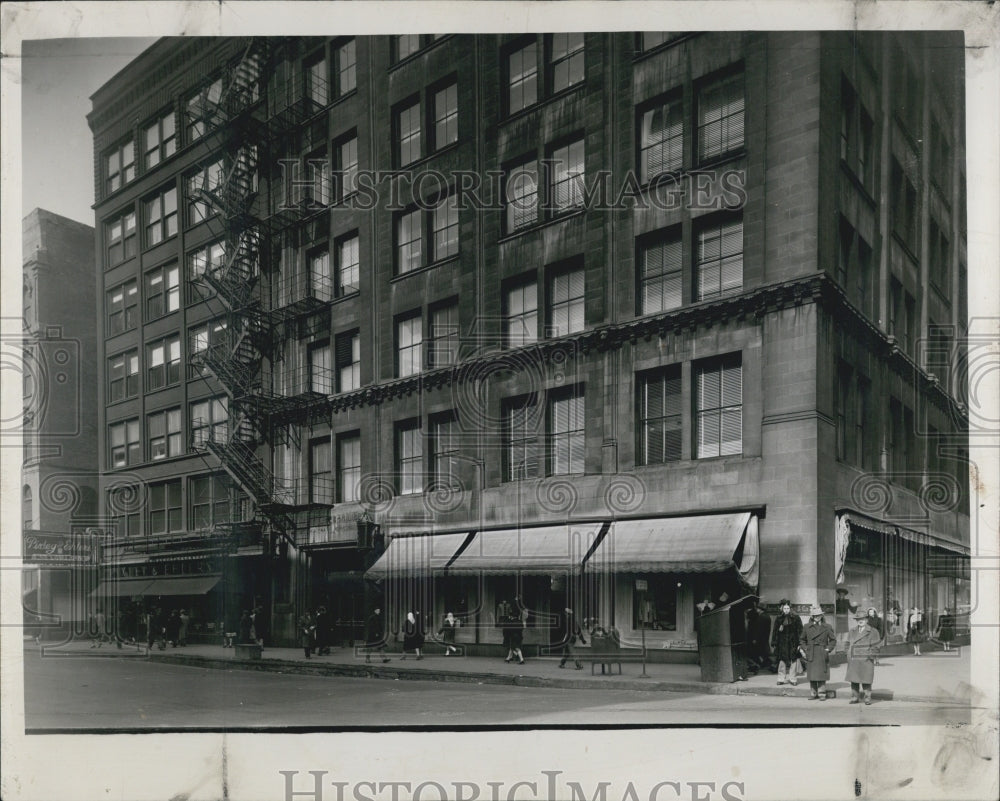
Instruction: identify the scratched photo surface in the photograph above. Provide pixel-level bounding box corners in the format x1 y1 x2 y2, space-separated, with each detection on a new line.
3 3 998 801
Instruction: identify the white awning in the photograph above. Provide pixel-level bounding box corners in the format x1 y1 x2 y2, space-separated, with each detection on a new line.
444 524 604 575
364 532 472 579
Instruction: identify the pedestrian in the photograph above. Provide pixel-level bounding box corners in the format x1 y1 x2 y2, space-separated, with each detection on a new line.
365 607 390 663
166 609 181 647
238 609 252 644
401 611 424 660
178 608 190 647
148 607 166 651
438 611 460 656
496 598 514 661
935 607 956 651
315 606 330 655
747 599 773 675
299 610 317 658
906 606 927 656
771 599 803 686
558 608 587 670
506 598 526 665
845 610 881 705
251 605 268 650
865 607 884 664
799 605 837 700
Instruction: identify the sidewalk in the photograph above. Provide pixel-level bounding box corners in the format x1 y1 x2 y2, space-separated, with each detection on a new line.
39 637 975 704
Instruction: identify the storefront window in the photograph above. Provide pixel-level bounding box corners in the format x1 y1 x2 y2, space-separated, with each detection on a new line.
632 573 677 631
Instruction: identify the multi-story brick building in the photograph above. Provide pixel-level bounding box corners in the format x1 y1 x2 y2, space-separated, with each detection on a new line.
88 33 969 655
21 209 99 637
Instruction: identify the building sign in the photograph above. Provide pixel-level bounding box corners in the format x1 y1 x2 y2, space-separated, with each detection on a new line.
23 531 98 565
111 557 220 579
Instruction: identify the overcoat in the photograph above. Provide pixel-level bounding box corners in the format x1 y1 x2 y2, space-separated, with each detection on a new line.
771 613 803 664
402 615 424 650
844 626 881 684
799 619 837 681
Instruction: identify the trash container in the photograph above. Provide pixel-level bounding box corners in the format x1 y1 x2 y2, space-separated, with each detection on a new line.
698 594 755 682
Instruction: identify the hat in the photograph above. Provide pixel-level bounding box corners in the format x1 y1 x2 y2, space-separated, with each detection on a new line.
836 587 850 595
854 611 869 620
809 605 824 616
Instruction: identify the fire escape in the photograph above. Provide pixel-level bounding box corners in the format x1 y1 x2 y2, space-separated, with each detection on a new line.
188 38 336 552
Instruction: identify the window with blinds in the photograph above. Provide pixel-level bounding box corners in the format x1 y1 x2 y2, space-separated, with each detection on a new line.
507 41 538 114
549 268 585 337
697 71 744 162
548 139 585 212
432 413 461 489
639 95 683 182
548 33 584 93
396 420 423 495
309 438 333 504
640 232 683 314
548 388 585 475
396 314 423 377
336 331 360 392
696 216 743 301
503 396 540 481
504 278 538 348
505 158 539 233
695 355 742 458
429 303 460 367
638 367 682 464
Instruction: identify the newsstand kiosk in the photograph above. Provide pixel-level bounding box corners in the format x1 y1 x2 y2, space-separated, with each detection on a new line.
697 594 756 682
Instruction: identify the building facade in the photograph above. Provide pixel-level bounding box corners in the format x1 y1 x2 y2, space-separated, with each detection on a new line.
88 33 969 654
21 209 99 638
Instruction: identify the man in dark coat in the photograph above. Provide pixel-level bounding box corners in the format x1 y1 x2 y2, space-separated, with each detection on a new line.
845 611 881 704
746 600 773 675
364 607 389 663
315 606 330 655
771 599 803 685
557 608 587 670
799 605 837 700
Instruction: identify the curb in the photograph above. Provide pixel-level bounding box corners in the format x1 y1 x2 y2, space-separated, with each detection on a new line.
145 652 970 705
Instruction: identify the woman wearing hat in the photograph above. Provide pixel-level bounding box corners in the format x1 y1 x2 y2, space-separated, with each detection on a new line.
906 606 927 656
845 610 881 704
799 605 837 700
771 599 803 686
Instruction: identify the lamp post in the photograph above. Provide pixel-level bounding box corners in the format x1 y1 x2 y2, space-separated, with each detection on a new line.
635 578 649 678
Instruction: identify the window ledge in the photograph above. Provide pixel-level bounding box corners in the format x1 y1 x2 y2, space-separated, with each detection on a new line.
501 82 585 126
391 254 459 283
838 161 877 207
696 148 747 172
142 233 179 254
396 141 462 174
497 208 586 244
632 34 699 62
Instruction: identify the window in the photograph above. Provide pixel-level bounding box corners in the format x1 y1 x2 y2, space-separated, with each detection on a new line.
505 158 539 232
396 314 423 377
189 474 230 529
639 95 683 182
929 117 951 196
548 139 585 212
639 231 682 314
929 217 950 296
432 413 460 488
186 160 223 226
638 367 682 464
147 407 182 461
108 418 140 468
396 99 422 167
188 319 227 378
308 342 333 394
396 420 423 495
394 34 421 62
147 335 181 391
429 302 459 367
335 233 359 296
106 279 138 335
308 248 332 302
432 81 458 150
144 186 178 246
145 263 180 319
187 240 226 303
148 479 182 534
336 39 357 96
857 238 873 317
185 77 222 142
855 376 871 471
840 79 875 191
305 150 331 206
23 486 32 530
696 216 743 300
144 110 177 169
504 278 538 347
105 140 136 194
503 395 540 481
927 324 952 385
306 54 329 106
309 438 333 504
836 362 852 462
190 396 228 449
548 267 585 337
633 574 678 631
837 216 853 288
396 208 423 274
106 210 137 265
891 157 919 253
109 486 140 538
695 355 742 458
640 32 680 51
507 40 538 114
548 388 585 475
336 330 360 392
336 134 359 200
108 350 139 403
337 433 361 502
432 194 459 261
548 33 584 93
697 71 744 162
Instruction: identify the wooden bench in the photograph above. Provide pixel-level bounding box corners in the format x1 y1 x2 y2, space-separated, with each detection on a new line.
584 634 645 675
235 643 262 660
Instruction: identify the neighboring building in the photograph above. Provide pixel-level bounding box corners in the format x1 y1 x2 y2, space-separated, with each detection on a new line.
21 209 99 638
88 33 969 654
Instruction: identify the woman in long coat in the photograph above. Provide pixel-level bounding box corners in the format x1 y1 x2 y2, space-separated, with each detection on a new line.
771 599 803 685
799 605 837 700
401 611 424 660
438 611 459 656
906 607 927 655
935 608 956 651
845 611 881 704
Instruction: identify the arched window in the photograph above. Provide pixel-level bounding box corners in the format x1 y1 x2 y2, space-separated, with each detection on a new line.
23 485 32 530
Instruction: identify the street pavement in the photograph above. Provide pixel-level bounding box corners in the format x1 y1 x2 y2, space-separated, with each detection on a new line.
22 646 975 730
34 634 975 704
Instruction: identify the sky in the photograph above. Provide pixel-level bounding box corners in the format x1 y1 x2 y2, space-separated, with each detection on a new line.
21 37 157 226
